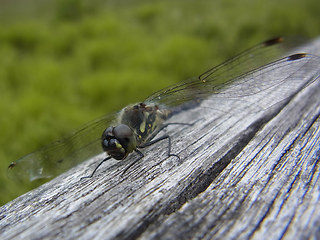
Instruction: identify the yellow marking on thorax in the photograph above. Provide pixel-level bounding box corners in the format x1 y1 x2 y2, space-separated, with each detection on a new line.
140 119 146 133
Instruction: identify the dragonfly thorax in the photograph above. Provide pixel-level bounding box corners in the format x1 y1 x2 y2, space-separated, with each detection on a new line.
101 124 137 160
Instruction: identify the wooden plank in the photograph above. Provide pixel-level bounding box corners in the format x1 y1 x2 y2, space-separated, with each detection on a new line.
1 38 320 240
140 78 320 240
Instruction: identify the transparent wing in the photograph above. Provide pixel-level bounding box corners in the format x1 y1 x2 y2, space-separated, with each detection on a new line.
8 112 118 182
9 37 317 183
145 37 308 107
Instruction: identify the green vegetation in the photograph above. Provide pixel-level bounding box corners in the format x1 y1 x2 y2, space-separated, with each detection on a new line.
1 0 320 205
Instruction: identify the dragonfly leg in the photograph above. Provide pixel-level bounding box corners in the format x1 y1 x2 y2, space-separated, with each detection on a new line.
122 136 179 176
144 118 201 148
121 149 144 176
140 134 180 160
138 119 201 162
80 156 112 180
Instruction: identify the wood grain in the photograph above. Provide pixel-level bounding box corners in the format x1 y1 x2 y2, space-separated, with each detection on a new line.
1 38 320 240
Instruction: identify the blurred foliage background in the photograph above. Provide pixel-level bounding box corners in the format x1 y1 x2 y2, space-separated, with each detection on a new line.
1 0 320 205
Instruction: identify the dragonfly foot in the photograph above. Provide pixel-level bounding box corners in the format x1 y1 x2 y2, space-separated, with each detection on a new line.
168 153 180 160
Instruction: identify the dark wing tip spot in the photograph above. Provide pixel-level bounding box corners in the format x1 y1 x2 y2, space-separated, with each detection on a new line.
287 53 307 61
263 37 284 47
8 162 16 169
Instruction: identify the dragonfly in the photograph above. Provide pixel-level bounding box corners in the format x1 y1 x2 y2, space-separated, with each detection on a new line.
8 37 319 182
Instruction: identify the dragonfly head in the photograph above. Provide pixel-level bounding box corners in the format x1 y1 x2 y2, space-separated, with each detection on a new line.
101 124 136 160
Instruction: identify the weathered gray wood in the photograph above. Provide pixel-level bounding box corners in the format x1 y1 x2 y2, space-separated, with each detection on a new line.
1 38 320 240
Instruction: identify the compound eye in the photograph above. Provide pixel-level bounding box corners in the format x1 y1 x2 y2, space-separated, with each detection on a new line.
102 138 121 151
108 138 117 148
102 127 113 139
113 124 132 140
